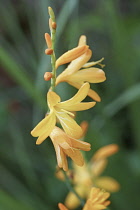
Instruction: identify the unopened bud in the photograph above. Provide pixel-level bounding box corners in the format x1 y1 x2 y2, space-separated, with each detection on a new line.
45 48 53 55
48 7 55 22
44 72 52 81
52 22 57 29
45 33 52 48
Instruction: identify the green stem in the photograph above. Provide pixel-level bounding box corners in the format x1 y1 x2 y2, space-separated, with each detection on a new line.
63 171 85 207
49 8 57 92
51 49 56 91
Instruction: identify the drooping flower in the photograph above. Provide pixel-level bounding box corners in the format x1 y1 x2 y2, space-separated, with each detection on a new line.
62 144 120 209
50 126 91 171
31 82 96 145
56 35 106 102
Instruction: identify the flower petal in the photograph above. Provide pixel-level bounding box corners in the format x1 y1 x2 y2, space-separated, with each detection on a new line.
88 88 101 102
56 111 83 139
69 68 106 83
95 176 120 192
60 148 68 171
55 49 92 85
92 144 119 161
64 149 84 167
55 45 89 69
78 35 87 46
57 82 90 108
50 127 71 149
59 102 96 112
31 111 55 137
47 91 61 109
52 142 63 168
70 137 91 151
68 81 101 102
91 159 108 177
35 113 56 145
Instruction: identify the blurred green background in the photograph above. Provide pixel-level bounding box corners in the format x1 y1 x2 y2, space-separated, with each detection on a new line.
0 0 140 209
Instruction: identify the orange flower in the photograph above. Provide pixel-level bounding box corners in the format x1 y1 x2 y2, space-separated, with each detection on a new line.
56 35 106 102
50 126 91 171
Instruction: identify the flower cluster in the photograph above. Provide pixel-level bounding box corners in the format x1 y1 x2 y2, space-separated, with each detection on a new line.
31 7 106 171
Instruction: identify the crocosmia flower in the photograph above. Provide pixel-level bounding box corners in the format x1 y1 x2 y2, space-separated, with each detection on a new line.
50 126 91 171
31 82 96 144
56 35 106 102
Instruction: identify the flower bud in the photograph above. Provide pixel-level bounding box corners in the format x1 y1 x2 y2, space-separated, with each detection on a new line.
44 72 52 81
45 33 52 48
48 7 55 22
45 48 53 55
52 22 57 29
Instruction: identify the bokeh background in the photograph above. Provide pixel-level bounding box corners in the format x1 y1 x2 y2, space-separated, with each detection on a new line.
0 0 140 209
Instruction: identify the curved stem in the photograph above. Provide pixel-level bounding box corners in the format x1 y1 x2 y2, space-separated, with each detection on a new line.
63 171 85 207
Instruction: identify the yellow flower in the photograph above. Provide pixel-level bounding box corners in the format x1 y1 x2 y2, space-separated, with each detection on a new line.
64 144 120 209
83 187 111 210
56 35 106 102
31 82 96 145
50 126 91 171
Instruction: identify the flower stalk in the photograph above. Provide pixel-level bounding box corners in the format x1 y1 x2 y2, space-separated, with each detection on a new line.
48 7 57 91
63 171 85 207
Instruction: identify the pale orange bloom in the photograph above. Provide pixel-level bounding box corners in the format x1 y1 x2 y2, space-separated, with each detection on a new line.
45 33 52 49
56 35 106 102
50 126 91 171
31 83 96 145
56 45 89 69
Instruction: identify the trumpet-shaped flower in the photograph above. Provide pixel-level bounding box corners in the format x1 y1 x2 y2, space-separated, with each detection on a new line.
50 126 91 171
56 35 106 102
31 82 96 145
58 187 111 210
62 144 120 209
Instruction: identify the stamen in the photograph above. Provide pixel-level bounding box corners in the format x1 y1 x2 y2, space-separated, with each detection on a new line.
82 57 105 68
60 109 75 117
